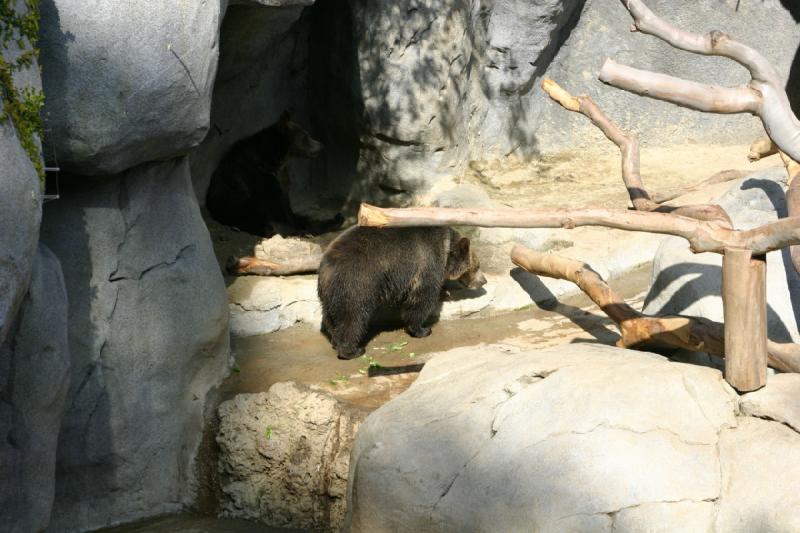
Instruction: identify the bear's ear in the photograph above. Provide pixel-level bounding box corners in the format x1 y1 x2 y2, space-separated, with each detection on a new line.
457 237 470 255
279 110 292 124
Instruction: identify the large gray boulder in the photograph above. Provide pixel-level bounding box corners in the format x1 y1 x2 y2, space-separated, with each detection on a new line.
217 382 366 531
643 167 800 343
38 0 222 174
347 343 800 532
39 158 230 531
0 245 70 533
0 5 43 345
0 115 41 346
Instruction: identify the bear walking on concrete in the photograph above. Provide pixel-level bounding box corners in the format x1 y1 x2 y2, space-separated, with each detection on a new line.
206 112 343 236
317 226 487 359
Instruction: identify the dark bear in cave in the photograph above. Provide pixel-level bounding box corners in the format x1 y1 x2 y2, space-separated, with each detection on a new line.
206 111 343 236
317 226 487 359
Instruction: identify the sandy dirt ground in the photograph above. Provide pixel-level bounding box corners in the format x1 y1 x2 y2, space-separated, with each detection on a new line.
464 143 774 209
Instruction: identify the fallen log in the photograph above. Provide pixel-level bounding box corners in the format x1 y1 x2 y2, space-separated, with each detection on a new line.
226 255 320 276
509 244 800 374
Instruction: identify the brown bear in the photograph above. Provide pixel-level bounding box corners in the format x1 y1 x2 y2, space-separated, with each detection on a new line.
317 226 487 359
206 111 343 236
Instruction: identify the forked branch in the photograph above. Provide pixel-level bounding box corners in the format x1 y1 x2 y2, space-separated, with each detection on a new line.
541 78 732 227
599 0 800 161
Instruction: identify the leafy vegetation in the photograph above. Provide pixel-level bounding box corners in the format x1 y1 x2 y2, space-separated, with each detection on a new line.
0 0 45 180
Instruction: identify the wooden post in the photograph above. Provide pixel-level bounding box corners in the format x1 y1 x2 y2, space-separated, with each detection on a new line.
722 248 767 392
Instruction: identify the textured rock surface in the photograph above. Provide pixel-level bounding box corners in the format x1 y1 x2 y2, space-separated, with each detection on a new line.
643 167 800 342
39 0 222 174
0 28 43 344
217 381 366 531
253 234 323 262
347 344 800 532
228 275 321 337
739 373 800 433
0 245 70 533
39 158 230 531
307 0 800 205
0 115 41 346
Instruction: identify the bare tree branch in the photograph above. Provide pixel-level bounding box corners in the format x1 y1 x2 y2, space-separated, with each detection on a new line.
748 137 779 162
510 244 800 374
651 169 749 204
599 60 759 114
619 0 780 85
599 0 800 162
358 203 800 256
541 78 732 227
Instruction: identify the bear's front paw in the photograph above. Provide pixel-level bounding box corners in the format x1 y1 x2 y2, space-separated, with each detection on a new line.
337 346 366 360
407 326 432 338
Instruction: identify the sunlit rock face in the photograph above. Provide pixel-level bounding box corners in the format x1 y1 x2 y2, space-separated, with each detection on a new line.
216 381 366 532
347 344 800 532
340 0 587 206
303 0 800 207
29 0 242 529
38 0 222 175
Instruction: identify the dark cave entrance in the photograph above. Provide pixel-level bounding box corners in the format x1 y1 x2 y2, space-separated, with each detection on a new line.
191 0 362 239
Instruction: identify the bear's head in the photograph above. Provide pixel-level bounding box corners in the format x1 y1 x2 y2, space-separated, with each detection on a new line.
278 111 324 158
446 235 487 290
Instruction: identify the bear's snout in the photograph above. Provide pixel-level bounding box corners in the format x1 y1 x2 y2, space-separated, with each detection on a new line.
470 272 488 289
305 139 324 158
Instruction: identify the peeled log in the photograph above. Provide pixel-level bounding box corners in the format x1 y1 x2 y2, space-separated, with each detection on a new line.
722 249 767 392
226 255 319 276
359 203 800 257
510 244 800 375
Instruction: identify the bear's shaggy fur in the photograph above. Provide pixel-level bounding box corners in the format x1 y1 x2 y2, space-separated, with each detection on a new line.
317 226 487 359
206 112 342 236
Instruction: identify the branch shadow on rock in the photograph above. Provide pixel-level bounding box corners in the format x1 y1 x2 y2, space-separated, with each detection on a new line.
510 267 619 345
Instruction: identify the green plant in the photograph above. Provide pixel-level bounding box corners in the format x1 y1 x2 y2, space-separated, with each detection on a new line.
328 374 349 385
358 355 381 375
0 0 44 180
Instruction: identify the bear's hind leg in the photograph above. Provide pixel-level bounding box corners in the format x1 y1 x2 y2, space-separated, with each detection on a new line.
320 313 335 346
330 304 373 360
401 284 440 338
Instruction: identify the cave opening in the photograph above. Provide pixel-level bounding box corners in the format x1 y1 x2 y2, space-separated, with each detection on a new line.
190 0 362 243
